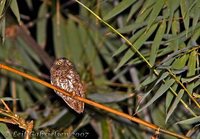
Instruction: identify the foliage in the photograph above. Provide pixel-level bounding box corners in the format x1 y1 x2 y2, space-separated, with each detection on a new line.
0 0 199 138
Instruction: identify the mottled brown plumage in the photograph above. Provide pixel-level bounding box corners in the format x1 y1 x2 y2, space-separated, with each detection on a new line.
50 58 85 113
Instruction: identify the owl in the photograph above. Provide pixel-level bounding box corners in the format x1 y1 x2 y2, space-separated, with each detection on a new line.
50 58 85 113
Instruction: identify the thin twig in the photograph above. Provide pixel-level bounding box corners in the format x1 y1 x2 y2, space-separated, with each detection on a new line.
0 99 33 139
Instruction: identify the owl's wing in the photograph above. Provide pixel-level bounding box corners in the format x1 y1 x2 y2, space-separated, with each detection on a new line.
51 76 85 113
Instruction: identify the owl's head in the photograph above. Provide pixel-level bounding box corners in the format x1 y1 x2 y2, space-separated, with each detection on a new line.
50 57 74 73
55 57 73 66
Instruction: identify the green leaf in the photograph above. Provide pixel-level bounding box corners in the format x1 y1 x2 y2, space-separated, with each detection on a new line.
140 74 156 87
18 37 42 65
78 24 106 83
39 109 68 128
88 91 133 103
149 20 166 65
171 54 189 70
187 51 196 77
165 76 180 112
0 77 7 95
165 89 184 123
135 0 156 23
10 0 20 23
191 1 200 31
191 26 200 41
136 72 169 112
37 2 47 48
0 0 6 15
181 74 200 83
52 14 68 57
141 72 169 87
0 16 5 43
66 20 83 64
115 23 158 70
101 119 110 139
0 97 19 101
113 27 146 57
135 6 153 23
116 22 145 34
146 0 165 30
139 0 156 13
17 38 40 72
193 79 200 88
186 51 197 93
176 116 200 125
103 0 136 21
127 0 143 22
171 10 180 35
17 84 34 110
192 92 200 99
180 0 189 35
151 103 166 128
0 123 13 139
99 42 113 65
25 0 33 10
137 78 175 113
166 0 180 34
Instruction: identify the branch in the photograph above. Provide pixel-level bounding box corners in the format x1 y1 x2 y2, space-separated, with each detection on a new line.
0 64 190 139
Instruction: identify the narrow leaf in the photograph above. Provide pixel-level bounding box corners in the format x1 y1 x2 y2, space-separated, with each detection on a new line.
141 72 169 87
146 0 165 30
66 20 83 64
172 54 189 70
136 72 169 112
180 0 189 35
149 20 166 65
166 76 180 112
37 2 47 48
113 27 146 57
103 0 136 21
101 119 110 139
17 84 34 110
166 0 180 33
127 0 143 22
191 1 200 31
0 0 6 15
39 109 68 128
52 14 68 57
176 116 200 125
0 123 13 139
10 0 20 23
165 89 184 123
88 92 134 103
186 51 197 93
116 23 158 70
136 6 152 23
137 78 175 113
0 16 5 43
136 0 156 23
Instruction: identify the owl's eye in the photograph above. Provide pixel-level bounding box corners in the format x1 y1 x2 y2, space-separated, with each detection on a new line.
56 61 62 65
